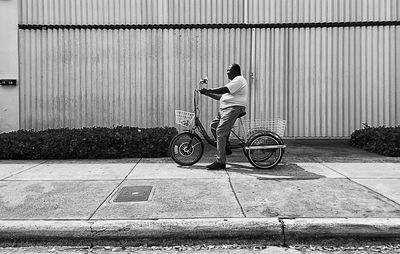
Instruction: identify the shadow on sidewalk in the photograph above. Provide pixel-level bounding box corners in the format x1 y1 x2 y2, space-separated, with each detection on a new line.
226 162 325 180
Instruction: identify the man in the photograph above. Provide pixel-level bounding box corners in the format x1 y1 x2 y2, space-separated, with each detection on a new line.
199 64 248 170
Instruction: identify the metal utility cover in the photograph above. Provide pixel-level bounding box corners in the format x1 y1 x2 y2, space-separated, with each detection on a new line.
113 186 153 202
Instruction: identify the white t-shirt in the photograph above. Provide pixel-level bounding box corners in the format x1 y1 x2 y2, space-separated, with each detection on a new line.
220 76 248 109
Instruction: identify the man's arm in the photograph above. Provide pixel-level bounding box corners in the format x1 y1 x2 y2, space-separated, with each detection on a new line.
204 87 230 94
204 93 222 100
199 86 230 100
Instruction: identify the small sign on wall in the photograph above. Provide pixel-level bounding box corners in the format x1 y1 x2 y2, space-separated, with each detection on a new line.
0 79 17 86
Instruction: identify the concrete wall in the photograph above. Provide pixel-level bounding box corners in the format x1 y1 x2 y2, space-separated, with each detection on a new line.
0 0 19 133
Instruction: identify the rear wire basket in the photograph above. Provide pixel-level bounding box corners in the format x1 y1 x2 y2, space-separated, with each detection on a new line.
175 110 195 127
242 119 286 138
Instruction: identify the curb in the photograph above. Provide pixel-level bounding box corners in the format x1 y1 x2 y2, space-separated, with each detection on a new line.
0 220 91 240
1 218 400 243
91 218 282 239
0 218 282 241
281 218 400 243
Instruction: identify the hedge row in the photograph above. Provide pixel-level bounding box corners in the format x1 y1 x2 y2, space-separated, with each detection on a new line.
349 124 400 157
0 126 178 160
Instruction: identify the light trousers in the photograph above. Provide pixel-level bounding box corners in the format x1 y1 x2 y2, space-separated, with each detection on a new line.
210 106 246 164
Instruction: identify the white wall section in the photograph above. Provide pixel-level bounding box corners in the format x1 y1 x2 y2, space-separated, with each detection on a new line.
0 0 19 133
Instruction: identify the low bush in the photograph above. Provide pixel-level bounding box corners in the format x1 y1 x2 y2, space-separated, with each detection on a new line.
349 123 400 157
0 126 178 160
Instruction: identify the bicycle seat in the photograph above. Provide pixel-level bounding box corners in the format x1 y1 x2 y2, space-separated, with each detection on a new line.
238 112 247 118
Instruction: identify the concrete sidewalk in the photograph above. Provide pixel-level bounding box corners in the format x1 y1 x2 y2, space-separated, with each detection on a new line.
0 140 399 244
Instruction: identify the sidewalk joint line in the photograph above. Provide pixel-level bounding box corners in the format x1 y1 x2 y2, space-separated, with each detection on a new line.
278 218 287 247
351 181 400 207
321 163 400 207
1 160 48 181
87 158 142 220
319 162 351 179
226 170 247 218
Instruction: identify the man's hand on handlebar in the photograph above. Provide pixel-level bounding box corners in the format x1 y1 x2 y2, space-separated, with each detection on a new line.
199 88 209 95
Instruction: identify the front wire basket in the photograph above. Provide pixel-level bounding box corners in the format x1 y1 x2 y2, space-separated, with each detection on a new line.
175 110 195 127
242 118 286 138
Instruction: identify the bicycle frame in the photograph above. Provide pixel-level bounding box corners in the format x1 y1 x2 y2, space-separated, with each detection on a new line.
189 83 246 150
192 116 245 149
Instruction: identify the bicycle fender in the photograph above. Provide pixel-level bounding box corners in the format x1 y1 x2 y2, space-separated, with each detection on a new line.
180 131 204 143
268 131 284 145
247 131 285 153
247 130 284 144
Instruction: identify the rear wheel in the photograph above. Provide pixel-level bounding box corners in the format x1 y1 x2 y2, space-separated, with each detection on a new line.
246 133 283 169
169 132 204 166
242 130 265 158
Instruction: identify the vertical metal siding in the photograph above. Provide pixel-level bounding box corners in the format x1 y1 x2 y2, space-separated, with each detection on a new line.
248 0 399 23
19 28 252 130
17 1 400 137
20 27 400 136
18 0 245 25
19 0 399 25
252 26 400 137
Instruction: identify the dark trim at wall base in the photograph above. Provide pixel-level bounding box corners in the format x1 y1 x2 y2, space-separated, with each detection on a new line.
19 21 400 30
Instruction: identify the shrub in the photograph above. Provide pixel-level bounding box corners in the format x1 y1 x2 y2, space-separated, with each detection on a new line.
0 126 178 160
349 123 400 157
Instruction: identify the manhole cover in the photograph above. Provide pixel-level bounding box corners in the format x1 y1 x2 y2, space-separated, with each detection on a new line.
113 186 153 202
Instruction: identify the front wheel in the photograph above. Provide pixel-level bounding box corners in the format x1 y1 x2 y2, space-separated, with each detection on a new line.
246 133 284 169
169 132 204 166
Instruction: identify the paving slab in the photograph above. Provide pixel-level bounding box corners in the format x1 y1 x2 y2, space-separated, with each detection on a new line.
128 163 228 179
91 179 243 219
230 178 400 218
323 163 400 178
0 161 45 180
283 140 381 158
282 140 400 163
6 159 139 180
0 181 120 219
353 179 400 204
295 163 345 178
227 163 327 180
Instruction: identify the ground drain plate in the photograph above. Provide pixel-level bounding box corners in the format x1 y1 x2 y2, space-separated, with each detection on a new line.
113 186 153 202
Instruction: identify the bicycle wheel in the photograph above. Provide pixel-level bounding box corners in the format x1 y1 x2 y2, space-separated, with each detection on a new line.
242 129 272 159
246 133 284 169
169 132 204 166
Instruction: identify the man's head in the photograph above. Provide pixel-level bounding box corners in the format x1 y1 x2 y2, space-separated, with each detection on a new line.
226 64 241 80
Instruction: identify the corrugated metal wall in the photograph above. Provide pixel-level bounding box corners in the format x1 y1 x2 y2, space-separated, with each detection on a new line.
19 28 252 130
18 0 400 137
249 0 400 23
251 27 400 137
19 0 399 24
18 0 247 25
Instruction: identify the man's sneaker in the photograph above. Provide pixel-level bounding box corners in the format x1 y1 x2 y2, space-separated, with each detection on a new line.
206 161 226 170
226 148 233 156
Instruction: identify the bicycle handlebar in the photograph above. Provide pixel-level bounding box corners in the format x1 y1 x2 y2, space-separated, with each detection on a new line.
196 77 208 90
194 77 208 117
